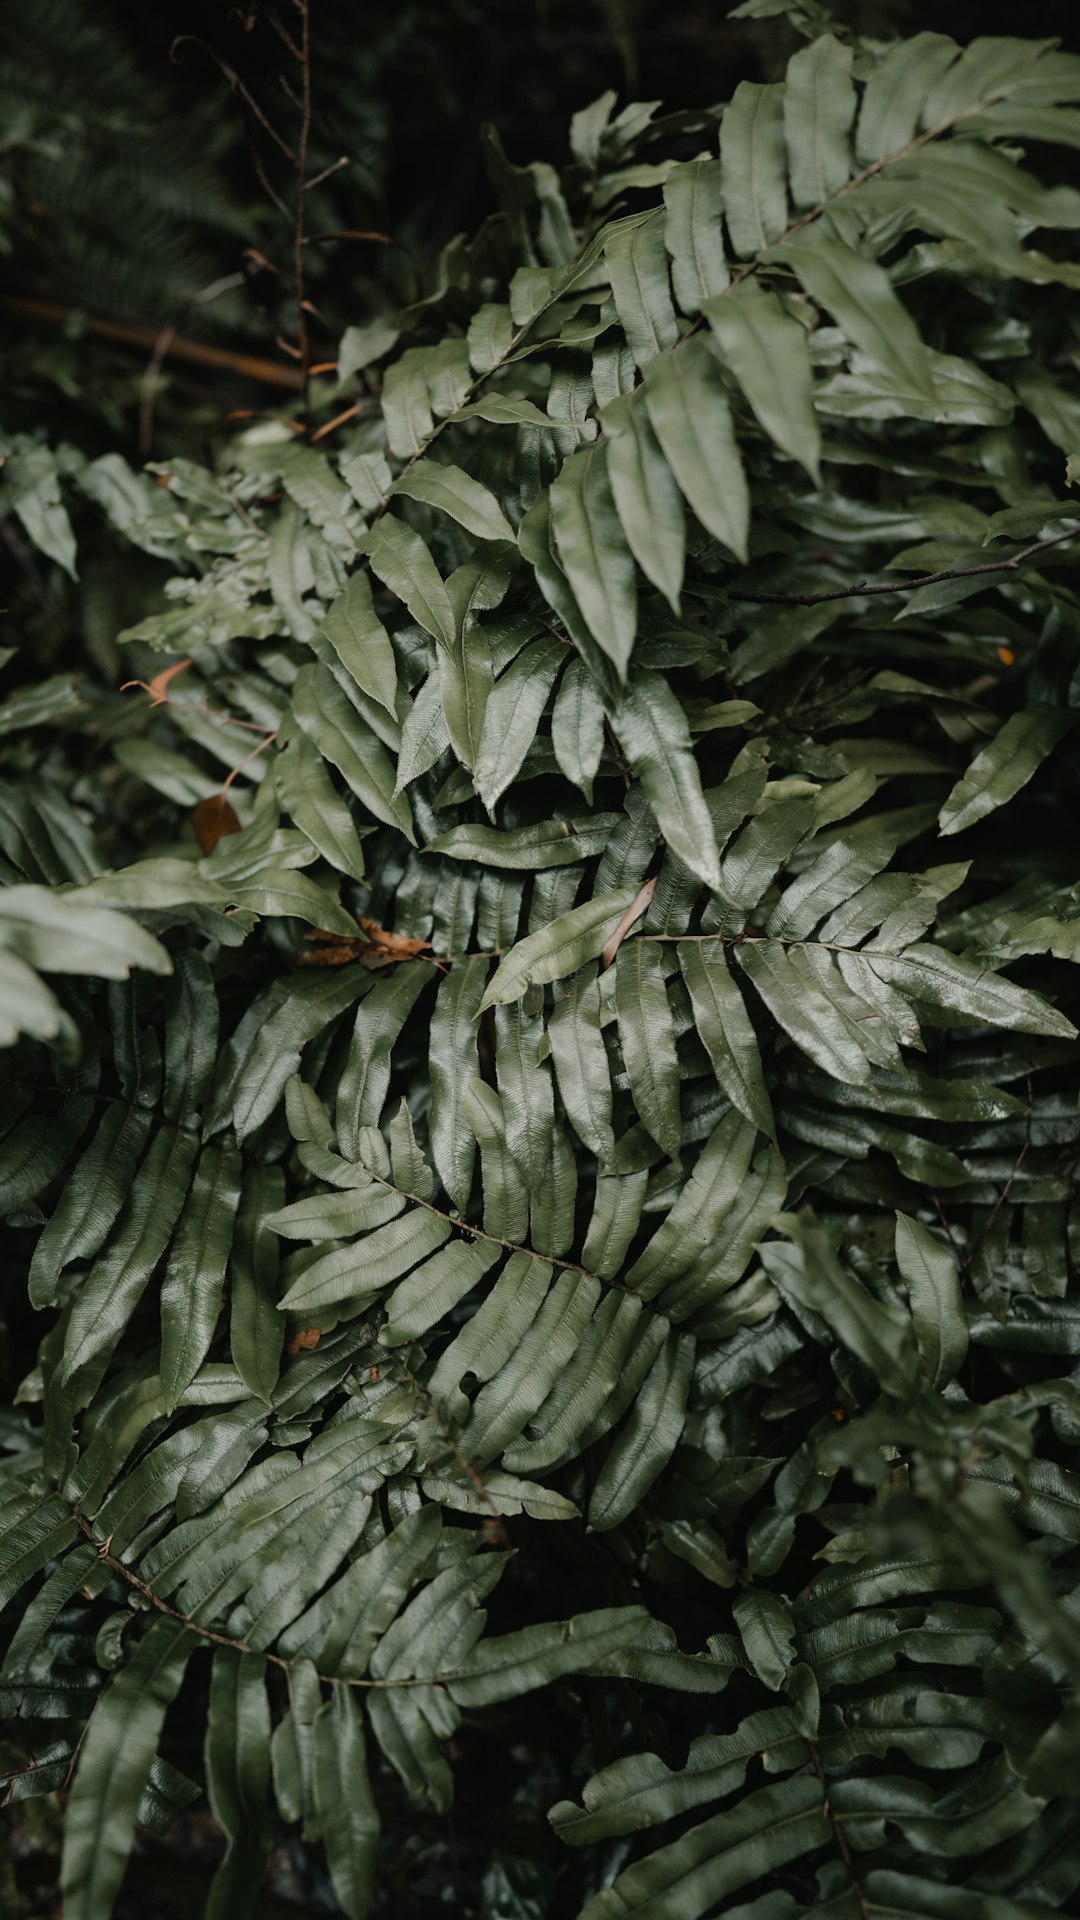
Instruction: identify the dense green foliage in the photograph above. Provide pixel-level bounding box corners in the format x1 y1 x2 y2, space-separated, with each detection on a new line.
5 8 1080 1916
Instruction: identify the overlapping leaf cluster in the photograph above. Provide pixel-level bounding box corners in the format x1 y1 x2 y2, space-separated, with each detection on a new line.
4 16 1080 1917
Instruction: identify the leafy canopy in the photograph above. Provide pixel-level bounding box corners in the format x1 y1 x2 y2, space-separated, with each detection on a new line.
4 12 1080 1918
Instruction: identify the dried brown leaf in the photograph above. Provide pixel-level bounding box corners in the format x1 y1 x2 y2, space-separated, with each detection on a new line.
193 792 241 855
295 917 434 970
601 875 658 971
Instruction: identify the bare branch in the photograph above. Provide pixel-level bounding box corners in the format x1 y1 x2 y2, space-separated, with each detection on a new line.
728 525 1079 608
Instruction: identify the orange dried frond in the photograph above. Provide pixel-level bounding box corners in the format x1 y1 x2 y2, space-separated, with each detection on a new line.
295 917 434 969
356 917 432 963
120 656 193 706
295 941 366 967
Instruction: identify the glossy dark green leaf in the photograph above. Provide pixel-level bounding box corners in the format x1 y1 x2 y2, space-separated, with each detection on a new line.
938 707 1072 837
481 886 638 1011
293 664 415 842
392 459 515 544
269 1178 404 1244
380 346 435 455
517 493 621 702
783 34 856 209
229 1167 286 1404
603 389 686 613
772 231 936 401
312 1686 379 1920
365 517 455 650
449 1606 648 1705
855 33 960 164
704 285 820 484
475 634 565 812
615 942 682 1164
720 81 789 257
61 1125 200 1387
605 208 679 367
336 962 431 1153
0 884 171 982
678 940 774 1140
381 1238 499 1348
279 1206 452 1315
204 1649 273 1920
574 1775 826 1920
663 158 729 314
26 1102 152 1309
894 1211 968 1390
642 337 749 562
611 673 720 891
453 395 561 429
625 1108 758 1298
733 1588 797 1691
396 670 451 790
551 657 606 801
737 939 875 1085
160 1141 242 1412
269 1658 321 1828
460 1265 601 1463
550 1705 802 1845
762 1212 920 1397
589 1333 694 1531
0 1095 91 1217
548 963 616 1165
857 944 1075 1040
212 967 370 1142
319 572 399 716
280 1506 442 1677
429 954 489 1210
275 729 369 883
460 1084 531 1245
550 440 638 679
426 814 623 869
767 832 897 940
0 1493 78 1611
60 1621 195 1920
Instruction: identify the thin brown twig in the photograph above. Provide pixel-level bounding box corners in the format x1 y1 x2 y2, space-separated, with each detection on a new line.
66 1509 456 1691
979 1073 1035 1248
278 73 304 113
0 1751 52 1802
303 227 396 247
932 1195 968 1274
247 132 293 223
71 1510 278 1662
304 155 349 193
360 1161 610 1291
138 324 178 457
121 683 280 738
292 0 313 384
0 294 304 390
265 5 303 60
725 526 1079 609
220 730 278 793
809 1741 870 1920
171 37 297 165
309 401 367 442
394 1357 508 1541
